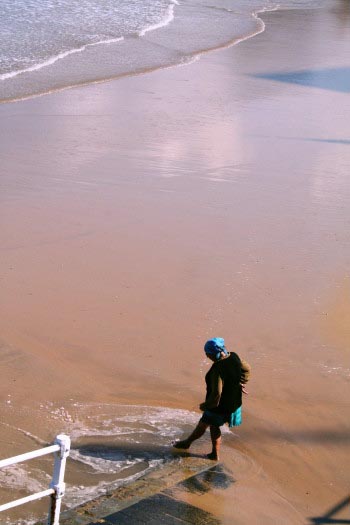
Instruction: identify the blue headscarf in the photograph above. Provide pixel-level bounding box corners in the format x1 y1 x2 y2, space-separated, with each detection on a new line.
204 337 229 360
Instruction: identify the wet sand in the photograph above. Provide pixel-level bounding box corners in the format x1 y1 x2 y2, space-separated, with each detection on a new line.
1 2 350 523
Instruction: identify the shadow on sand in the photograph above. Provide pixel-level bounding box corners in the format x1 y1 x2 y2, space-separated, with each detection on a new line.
248 134 350 145
253 67 350 93
242 427 350 445
299 138 350 145
309 495 350 524
172 463 234 494
74 441 211 464
85 492 222 524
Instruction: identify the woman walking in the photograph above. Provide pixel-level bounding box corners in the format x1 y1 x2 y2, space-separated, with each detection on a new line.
174 338 251 460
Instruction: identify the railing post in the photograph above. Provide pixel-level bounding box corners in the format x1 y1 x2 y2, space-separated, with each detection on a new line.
47 434 71 525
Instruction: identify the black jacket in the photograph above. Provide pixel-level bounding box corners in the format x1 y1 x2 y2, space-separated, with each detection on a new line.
205 352 243 414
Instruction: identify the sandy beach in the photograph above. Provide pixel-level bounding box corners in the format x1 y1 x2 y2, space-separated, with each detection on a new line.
1 2 350 523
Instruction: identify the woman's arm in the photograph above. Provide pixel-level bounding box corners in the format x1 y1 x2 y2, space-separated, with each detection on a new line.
240 359 251 394
240 359 251 384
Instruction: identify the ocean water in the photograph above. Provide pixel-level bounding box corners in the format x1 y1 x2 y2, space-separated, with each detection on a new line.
0 0 327 102
0 0 177 80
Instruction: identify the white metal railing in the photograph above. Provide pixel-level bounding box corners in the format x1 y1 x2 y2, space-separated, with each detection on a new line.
0 434 70 525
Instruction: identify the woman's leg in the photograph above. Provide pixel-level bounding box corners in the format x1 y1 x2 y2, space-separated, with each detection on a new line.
207 425 221 460
173 421 209 449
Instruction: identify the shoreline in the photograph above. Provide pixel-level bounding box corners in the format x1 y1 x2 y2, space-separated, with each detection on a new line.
0 3 289 105
1 2 349 524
